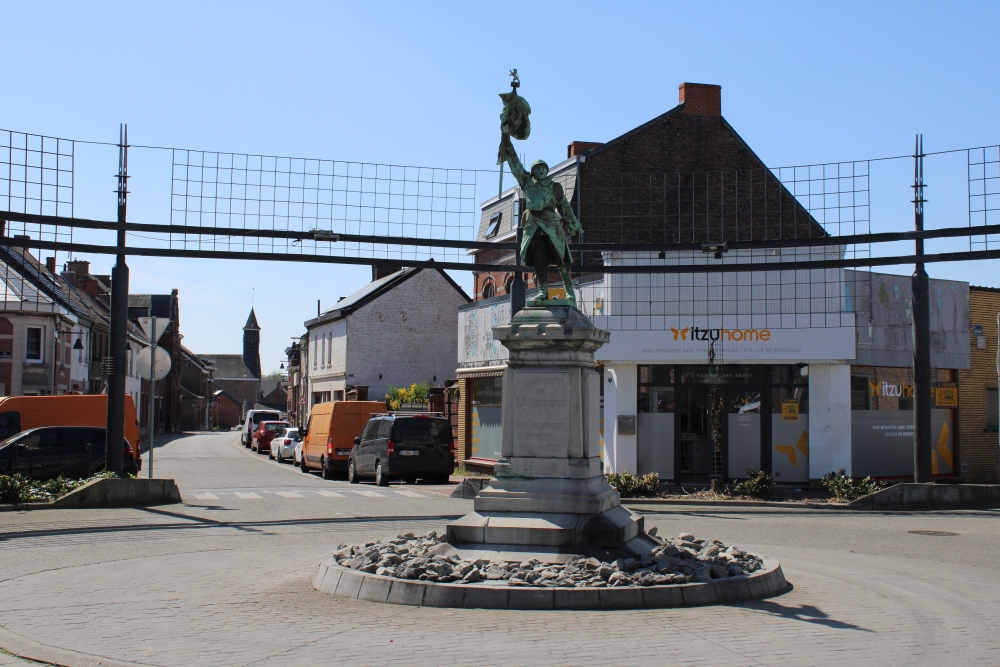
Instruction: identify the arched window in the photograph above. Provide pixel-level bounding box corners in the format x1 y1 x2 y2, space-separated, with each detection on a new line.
481 277 496 300
503 274 514 294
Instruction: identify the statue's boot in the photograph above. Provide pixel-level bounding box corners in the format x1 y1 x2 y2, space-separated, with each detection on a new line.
558 266 577 304
536 281 548 301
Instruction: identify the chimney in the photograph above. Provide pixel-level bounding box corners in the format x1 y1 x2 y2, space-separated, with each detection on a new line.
45 257 56 273
567 141 604 158
84 278 99 298
67 260 91 278
679 83 722 116
372 264 398 281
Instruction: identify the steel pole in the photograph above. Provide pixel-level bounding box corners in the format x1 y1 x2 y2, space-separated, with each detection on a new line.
106 125 129 477
912 134 933 483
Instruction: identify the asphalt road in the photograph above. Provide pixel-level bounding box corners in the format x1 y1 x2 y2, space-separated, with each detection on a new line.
1 431 999 666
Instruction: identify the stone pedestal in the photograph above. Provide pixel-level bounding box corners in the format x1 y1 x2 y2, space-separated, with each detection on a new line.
447 304 655 560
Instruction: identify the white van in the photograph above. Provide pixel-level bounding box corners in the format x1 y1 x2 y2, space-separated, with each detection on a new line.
240 409 282 447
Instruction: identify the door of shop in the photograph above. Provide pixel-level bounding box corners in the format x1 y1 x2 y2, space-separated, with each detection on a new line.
674 381 765 482
725 386 764 479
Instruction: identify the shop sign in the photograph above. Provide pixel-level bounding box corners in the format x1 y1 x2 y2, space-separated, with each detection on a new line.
593 322 856 363
0 352 10 359
781 399 799 420
934 382 958 407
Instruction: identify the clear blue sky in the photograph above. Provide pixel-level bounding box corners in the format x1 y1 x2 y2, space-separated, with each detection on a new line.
3 1 998 375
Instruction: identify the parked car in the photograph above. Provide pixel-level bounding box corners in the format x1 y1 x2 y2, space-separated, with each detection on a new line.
270 427 300 463
0 395 142 466
0 426 139 480
294 438 304 469
348 413 454 486
300 401 383 479
240 409 282 448
251 421 291 454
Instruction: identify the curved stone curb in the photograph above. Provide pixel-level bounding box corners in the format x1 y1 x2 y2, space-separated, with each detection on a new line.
313 557 786 610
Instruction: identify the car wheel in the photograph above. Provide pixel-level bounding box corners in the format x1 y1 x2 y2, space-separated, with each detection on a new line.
268 447 275 460
348 459 359 484
276 450 284 463
300 457 310 473
375 461 389 487
321 457 335 480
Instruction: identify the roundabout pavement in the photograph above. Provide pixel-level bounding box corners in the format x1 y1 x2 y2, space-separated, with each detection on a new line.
1 432 999 666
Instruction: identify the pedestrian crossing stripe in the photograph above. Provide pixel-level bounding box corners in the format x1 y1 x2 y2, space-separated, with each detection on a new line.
189 489 432 501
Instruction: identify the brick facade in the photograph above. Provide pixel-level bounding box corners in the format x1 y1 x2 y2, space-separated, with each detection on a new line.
957 287 1000 483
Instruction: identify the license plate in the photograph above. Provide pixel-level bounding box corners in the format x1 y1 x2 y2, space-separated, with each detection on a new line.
398 450 419 456
336 449 352 456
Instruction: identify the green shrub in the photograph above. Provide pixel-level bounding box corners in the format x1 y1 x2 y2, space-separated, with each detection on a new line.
733 468 777 499
821 471 887 502
0 470 115 504
606 471 660 497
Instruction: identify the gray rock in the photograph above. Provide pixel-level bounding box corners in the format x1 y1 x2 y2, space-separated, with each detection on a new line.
463 569 482 583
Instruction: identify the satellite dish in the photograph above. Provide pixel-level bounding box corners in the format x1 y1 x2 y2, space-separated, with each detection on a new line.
136 346 172 381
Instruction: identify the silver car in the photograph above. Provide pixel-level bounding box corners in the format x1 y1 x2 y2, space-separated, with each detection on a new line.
270 427 301 463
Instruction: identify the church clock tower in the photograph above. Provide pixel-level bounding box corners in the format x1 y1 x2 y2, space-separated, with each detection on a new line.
243 308 262 380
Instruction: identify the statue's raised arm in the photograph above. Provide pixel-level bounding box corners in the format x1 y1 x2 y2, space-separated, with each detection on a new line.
499 134 530 189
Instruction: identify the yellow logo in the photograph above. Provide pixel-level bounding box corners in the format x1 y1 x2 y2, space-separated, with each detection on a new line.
670 327 689 341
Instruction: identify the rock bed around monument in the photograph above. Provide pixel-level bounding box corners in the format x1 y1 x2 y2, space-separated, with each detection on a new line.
330 530 764 588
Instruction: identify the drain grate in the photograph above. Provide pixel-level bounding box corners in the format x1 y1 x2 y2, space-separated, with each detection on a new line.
908 530 960 537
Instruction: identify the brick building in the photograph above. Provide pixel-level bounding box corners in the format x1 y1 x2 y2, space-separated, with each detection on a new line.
458 82 971 484
957 286 1000 483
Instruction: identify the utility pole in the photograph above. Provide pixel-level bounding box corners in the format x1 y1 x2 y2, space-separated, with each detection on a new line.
106 125 129 477
912 134 932 483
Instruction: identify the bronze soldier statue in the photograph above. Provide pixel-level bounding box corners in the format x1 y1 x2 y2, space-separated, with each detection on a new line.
498 132 581 304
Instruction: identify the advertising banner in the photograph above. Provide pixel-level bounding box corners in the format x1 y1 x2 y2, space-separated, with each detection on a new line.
592 322 856 363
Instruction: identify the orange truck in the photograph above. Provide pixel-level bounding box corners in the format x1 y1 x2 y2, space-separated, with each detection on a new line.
300 401 383 479
0 395 141 462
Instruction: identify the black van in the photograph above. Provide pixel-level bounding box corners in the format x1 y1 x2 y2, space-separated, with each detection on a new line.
348 414 454 486
0 426 140 480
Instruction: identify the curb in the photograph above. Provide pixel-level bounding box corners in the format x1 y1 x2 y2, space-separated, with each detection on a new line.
0 623 150 667
0 478 183 512
312 557 786 610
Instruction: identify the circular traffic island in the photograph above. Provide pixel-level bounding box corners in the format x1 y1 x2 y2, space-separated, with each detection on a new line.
313 531 787 610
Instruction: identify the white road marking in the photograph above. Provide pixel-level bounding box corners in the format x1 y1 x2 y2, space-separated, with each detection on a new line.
192 493 218 500
391 490 425 498
315 490 346 498
275 491 303 498
350 489 387 498
235 492 261 499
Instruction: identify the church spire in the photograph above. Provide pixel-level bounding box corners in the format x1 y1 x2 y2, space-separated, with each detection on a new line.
243 307 261 379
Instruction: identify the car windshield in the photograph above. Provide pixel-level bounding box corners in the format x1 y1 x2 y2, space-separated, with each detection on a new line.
264 423 289 432
280 429 300 440
253 412 280 424
393 419 451 445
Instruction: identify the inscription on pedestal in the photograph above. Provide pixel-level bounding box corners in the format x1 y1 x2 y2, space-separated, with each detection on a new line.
510 370 569 458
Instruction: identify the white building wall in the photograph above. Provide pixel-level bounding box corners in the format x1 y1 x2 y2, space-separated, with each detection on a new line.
808 364 852 478
603 365 638 474
347 270 467 403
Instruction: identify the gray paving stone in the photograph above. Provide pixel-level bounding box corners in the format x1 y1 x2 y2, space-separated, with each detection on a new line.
554 587 601 610
463 585 509 609
508 587 554 610
334 570 365 600
385 580 426 606
422 583 466 608
680 581 721 606
358 574 394 604
641 585 684 608
598 586 644 610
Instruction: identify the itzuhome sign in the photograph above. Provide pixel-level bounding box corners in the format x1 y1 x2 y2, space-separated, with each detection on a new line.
593 319 856 363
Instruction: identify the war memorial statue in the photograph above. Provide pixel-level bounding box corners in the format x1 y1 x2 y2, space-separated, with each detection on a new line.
497 70 582 304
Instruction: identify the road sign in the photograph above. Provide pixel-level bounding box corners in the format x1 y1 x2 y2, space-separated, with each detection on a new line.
137 317 171 344
136 345 172 381
297 395 306 406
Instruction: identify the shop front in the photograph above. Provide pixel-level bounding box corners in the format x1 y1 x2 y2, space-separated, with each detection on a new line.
634 364 810 484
